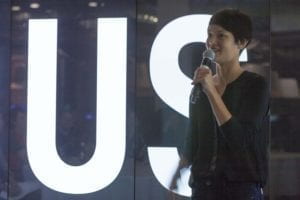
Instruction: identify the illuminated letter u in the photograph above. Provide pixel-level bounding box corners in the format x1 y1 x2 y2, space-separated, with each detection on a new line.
27 18 127 194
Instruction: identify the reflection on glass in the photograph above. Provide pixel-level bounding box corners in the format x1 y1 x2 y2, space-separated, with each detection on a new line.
10 0 135 199
0 1 10 199
270 1 300 199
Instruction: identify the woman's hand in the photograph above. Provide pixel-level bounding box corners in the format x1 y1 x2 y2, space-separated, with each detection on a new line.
192 63 228 96
192 65 215 94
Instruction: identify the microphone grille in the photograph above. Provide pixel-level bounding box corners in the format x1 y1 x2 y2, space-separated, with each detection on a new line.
203 49 215 60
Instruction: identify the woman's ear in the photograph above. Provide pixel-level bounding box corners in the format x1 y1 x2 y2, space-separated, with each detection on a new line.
237 39 249 50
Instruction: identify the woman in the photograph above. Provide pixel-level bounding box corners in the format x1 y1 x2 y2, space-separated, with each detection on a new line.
170 8 269 200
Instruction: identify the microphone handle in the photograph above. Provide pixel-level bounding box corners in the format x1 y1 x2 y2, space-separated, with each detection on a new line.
190 57 213 104
201 57 213 69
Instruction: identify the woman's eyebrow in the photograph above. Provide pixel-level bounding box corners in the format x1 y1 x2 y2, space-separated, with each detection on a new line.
207 30 226 34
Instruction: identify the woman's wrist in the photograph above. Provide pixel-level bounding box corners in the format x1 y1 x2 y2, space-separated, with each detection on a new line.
203 84 219 96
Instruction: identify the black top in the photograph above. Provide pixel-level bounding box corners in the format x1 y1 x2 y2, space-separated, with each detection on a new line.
183 71 270 186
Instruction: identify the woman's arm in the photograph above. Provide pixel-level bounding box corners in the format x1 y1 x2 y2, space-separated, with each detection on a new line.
192 65 232 126
204 85 232 126
193 65 269 148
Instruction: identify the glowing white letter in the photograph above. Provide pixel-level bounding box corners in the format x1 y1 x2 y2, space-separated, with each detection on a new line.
27 18 127 194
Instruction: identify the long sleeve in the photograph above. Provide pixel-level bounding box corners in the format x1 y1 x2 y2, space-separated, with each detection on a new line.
184 71 270 184
182 96 198 164
183 87 216 166
217 72 270 183
219 74 269 149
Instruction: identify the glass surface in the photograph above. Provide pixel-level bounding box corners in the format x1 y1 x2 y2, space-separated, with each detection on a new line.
136 0 270 199
0 0 10 199
2 0 300 199
270 1 300 199
9 0 135 199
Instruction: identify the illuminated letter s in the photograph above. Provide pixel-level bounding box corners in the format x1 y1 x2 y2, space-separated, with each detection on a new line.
27 18 127 194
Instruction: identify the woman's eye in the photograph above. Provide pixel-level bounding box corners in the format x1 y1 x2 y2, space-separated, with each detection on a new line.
218 33 226 38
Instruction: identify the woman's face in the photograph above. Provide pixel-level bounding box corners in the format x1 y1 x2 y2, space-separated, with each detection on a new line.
206 24 241 65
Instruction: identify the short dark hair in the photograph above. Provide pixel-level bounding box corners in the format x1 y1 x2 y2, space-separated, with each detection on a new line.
209 8 252 47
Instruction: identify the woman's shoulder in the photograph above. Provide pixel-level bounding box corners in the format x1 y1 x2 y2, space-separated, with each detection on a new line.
241 70 269 92
242 70 268 85
242 70 265 80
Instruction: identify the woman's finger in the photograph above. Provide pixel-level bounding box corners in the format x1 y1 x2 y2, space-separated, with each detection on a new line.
192 70 210 84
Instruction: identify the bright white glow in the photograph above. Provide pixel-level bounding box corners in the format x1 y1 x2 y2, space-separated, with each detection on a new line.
149 14 248 118
148 147 191 196
27 18 127 194
240 49 247 62
97 17 127 188
143 14 149 20
30 3 40 9
11 5 21 11
88 1 98 7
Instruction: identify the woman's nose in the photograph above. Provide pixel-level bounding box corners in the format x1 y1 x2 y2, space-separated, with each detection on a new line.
207 37 216 48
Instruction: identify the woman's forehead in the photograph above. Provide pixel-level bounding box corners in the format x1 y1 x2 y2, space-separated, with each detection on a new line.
207 24 228 33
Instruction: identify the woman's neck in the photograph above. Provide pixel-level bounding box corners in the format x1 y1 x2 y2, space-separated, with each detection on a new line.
220 60 244 84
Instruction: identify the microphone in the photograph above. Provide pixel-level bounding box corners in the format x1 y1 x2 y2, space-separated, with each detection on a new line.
201 48 215 72
190 49 215 104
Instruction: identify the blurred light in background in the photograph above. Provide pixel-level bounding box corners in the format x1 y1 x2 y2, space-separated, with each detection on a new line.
88 1 98 8
30 3 40 9
11 5 21 11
